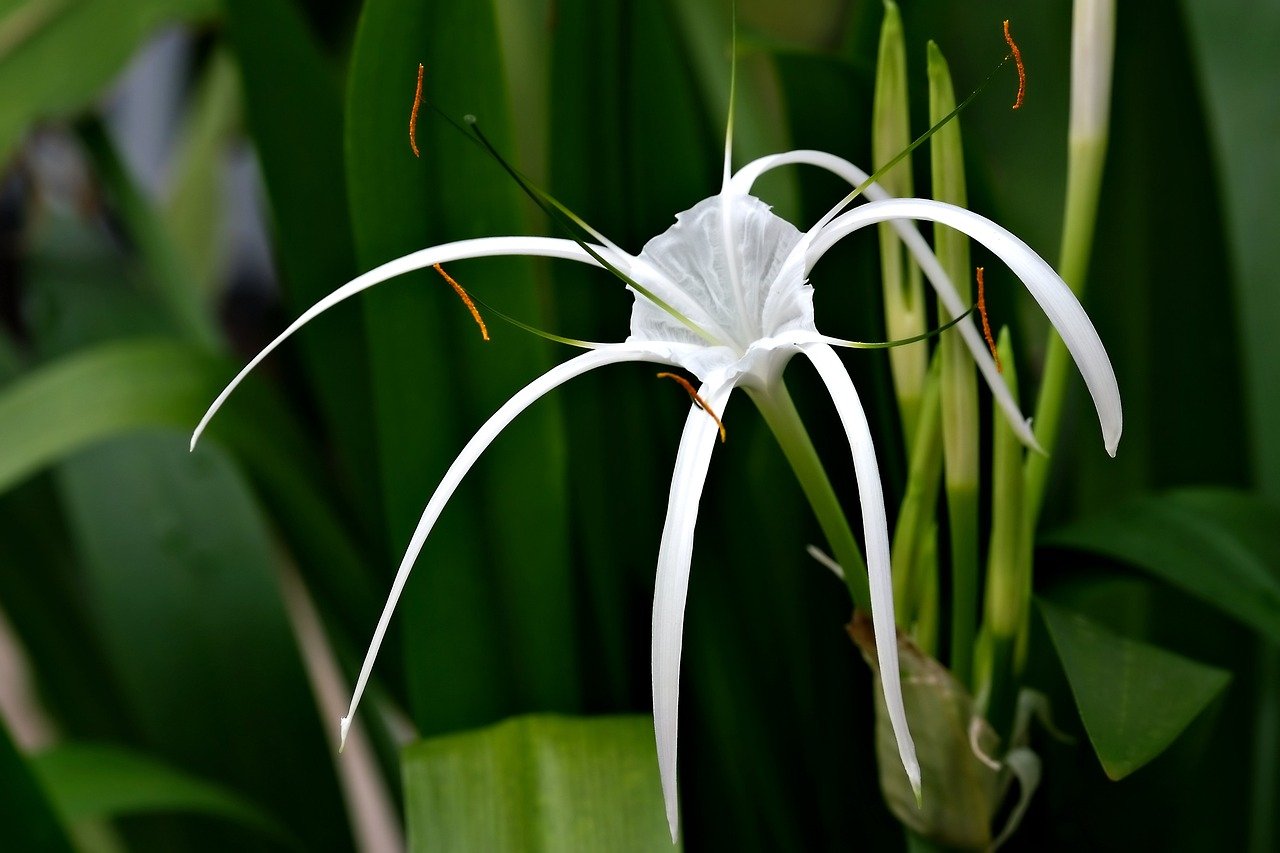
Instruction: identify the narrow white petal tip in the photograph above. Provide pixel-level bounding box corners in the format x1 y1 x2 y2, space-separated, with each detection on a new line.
338 716 351 753
1105 429 1121 458
188 435 198 453
665 801 679 844
911 771 923 810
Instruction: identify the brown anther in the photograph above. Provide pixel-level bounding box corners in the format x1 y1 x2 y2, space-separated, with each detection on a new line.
976 266 1002 373
409 63 425 157
1003 20 1026 110
656 372 726 442
433 263 489 341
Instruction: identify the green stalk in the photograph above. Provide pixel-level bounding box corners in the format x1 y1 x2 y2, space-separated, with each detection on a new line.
889 357 942 631
980 329 1024 733
1024 0 1116 533
873 1 927 444
928 41 980 687
750 382 871 611
1023 137 1107 520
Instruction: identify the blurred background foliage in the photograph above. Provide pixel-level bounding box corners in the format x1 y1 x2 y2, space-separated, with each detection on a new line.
0 0 1277 850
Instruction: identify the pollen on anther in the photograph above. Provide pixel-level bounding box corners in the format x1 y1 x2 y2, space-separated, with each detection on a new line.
976 267 1002 373
1002 20 1026 110
409 63 425 157
656 372 726 442
434 263 489 341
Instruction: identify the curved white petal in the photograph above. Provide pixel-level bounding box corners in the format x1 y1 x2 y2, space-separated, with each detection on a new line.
802 343 921 798
651 379 734 842
191 236 617 449
810 198 1122 456
732 151 1044 452
338 346 655 749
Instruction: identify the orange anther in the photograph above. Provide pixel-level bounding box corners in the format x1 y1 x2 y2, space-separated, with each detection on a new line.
1003 20 1026 110
657 372 726 442
409 63 425 157
976 267 1001 373
434 263 489 341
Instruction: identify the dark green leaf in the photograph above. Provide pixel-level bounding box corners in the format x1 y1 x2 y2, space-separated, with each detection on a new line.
0 329 382 670
1181 0 1280 501
344 0 576 734
0 718 75 853
32 742 289 840
1045 488 1280 644
1039 598 1230 780
402 714 675 852
222 0 378 523
56 431 352 849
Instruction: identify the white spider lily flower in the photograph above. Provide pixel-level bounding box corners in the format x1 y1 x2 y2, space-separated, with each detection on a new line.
192 150 1120 842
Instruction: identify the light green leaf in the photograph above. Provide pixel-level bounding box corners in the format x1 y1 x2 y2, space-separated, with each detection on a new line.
1045 488 1280 644
0 339 217 493
32 742 289 840
403 714 676 852
1039 598 1230 780
0 0 219 161
165 47 241 300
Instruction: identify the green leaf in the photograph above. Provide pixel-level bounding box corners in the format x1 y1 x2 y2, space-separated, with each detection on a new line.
0 719 75 853
1181 0 1280 501
345 0 577 733
0 0 219 161
1038 598 1230 780
32 742 289 840
402 714 676 852
1044 488 1280 644
222 0 377 522
0 338 218 493
56 431 353 849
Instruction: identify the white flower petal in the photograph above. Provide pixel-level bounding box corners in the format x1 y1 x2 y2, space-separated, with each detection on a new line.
191 236 616 450
809 198 1122 456
801 342 921 798
339 345 656 750
732 151 1043 451
651 379 734 842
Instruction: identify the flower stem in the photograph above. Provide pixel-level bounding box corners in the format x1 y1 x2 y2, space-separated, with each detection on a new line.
751 382 871 611
890 358 942 632
928 42 981 689
1023 136 1108 522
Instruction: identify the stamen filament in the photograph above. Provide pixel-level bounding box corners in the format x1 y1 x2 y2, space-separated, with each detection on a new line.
434 263 489 341
410 63 424 157
1003 20 1026 110
657 372 727 442
976 266 1001 371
